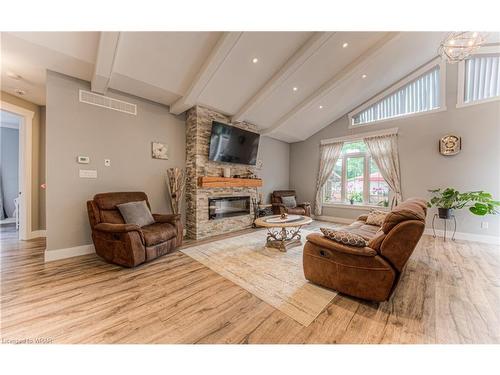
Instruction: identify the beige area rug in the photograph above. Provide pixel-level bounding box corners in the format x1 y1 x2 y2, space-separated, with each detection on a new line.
181 229 337 326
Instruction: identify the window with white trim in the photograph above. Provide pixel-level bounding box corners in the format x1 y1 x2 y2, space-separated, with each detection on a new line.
349 59 445 127
463 53 500 104
323 140 390 207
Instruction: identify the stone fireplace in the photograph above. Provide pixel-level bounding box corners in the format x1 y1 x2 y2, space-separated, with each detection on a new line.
185 106 260 240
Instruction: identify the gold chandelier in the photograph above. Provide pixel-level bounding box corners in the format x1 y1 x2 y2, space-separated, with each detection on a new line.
439 32 486 63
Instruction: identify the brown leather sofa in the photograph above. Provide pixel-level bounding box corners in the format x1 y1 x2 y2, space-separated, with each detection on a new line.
87 192 183 267
271 190 311 217
303 198 427 302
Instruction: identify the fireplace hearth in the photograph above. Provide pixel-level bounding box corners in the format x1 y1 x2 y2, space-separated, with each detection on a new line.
209 196 251 220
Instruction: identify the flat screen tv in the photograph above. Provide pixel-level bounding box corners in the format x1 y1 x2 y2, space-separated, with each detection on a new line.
208 121 260 165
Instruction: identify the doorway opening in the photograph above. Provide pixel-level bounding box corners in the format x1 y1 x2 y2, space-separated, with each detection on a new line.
0 110 21 237
0 102 34 241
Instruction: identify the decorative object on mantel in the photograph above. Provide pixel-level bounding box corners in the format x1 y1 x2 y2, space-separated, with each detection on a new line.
428 187 500 241
439 135 461 156
166 168 185 215
152 142 168 160
223 167 231 178
438 32 486 63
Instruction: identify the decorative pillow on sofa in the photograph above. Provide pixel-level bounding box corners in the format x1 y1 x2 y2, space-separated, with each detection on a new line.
320 228 368 247
117 200 155 227
281 196 297 208
366 210 388 227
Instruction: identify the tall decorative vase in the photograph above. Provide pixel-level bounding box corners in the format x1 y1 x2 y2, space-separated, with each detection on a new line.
166 168 186 215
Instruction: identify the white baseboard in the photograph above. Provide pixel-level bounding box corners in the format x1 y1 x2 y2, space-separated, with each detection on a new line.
423 228 500 245
30 230 47 238
44 244 95 262
313 215 354 224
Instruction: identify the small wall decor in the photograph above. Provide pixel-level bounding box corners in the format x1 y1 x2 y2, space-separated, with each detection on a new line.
439 135 461 156
152 142 168 160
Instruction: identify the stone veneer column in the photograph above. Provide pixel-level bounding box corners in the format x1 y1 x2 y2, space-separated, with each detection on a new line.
185 106 261 240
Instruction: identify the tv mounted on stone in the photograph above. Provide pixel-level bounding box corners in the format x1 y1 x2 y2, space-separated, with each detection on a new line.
208 121 260 165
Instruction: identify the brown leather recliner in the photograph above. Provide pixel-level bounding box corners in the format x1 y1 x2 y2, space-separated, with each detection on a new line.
303 198 427 302
271 190 311 217
87 192 183 267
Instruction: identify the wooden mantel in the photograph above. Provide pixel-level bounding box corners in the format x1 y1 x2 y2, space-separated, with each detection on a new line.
198 176 263 188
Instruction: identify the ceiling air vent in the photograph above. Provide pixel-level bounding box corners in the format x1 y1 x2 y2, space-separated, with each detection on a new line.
79 90 137 115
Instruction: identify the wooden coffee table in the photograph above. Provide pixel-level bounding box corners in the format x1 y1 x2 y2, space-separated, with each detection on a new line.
254 214 313 252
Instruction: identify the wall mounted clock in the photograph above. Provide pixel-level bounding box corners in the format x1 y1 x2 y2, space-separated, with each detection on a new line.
439 135 461 156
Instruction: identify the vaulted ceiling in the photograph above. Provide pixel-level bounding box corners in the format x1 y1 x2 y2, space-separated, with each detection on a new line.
1 31 454 142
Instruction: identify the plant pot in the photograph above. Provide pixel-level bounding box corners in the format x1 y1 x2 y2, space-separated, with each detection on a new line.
438 208 452 219
350 199 354 205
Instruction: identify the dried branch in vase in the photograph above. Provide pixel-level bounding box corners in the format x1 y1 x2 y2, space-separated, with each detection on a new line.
166 168 186 215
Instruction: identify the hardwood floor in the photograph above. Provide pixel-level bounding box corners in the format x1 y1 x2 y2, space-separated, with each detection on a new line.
1 222 499 344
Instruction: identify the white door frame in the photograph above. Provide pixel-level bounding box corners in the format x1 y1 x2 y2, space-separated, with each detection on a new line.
0 100 34 240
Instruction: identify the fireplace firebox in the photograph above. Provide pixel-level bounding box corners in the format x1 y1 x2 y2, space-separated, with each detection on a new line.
208 196 251 220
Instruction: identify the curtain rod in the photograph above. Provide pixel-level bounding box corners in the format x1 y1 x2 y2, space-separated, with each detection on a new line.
320 127 399 145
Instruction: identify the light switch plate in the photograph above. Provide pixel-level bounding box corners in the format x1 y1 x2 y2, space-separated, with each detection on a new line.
481 222 489 229
79 169 97 179
77 156 90 164
104 159 111 167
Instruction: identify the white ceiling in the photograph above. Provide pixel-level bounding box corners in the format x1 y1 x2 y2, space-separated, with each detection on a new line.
2 31 486 142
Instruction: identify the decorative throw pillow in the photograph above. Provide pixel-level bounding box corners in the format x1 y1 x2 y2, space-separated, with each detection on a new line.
320 228 368 247
281 196 297 208
366 210 387 227
117 200 155 227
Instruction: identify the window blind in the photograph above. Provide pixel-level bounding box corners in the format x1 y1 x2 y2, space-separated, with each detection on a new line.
464 54 500 103
352 66 440 125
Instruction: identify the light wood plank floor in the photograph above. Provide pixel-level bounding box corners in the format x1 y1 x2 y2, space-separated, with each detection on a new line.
1 222 499 344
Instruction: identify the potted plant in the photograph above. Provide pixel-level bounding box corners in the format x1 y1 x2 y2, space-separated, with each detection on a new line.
348 191 363 205
428 188 500 219
377 199 389 208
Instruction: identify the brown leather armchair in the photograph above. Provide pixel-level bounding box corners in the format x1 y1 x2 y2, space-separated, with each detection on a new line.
87 192 183 267
303 198 427 302
271 190 311 217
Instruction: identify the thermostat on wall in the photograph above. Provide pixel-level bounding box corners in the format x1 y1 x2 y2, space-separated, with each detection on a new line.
77 156 90 164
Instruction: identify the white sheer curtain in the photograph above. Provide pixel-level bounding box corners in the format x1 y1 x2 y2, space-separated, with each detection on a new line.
353 66 440 125
363 134 402 208
314 141 344 216
465 54 500 103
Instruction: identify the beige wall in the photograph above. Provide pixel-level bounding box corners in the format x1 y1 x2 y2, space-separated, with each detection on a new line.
39 106 46 229
45 71 291 252
290 63 500 238
258 136 290 203
45 71 186 251
0 91 46 231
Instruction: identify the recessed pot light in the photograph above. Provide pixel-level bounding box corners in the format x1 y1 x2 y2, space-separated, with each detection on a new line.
362 74 367 79
342 42 349 48
252 57 259 63
293 87 298 92
319 105 323 109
